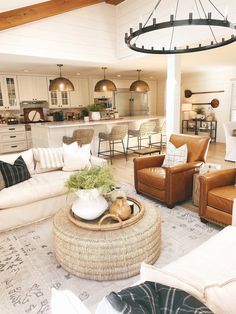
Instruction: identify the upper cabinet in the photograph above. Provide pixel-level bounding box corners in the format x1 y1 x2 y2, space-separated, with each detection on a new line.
47 77 71 108
70 78 90 108
17 76 48 102
0 75 20 110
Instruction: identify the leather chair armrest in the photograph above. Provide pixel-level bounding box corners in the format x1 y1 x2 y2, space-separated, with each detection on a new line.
165 161 203 174
199 168 236 217
199 168 236 192
133 155 165 171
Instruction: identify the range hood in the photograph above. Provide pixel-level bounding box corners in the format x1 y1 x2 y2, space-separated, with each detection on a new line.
20 100 48 105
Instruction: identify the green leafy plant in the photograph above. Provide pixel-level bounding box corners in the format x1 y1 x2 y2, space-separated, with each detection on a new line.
87 103 106 112
81 107 89 117
65 166 115 194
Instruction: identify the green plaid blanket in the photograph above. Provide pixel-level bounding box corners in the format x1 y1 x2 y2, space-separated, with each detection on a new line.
106 281 213 314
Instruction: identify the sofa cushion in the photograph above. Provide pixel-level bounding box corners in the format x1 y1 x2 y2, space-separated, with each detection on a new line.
0 156 31 187
0 149 35 175
140 263 205 302
138 167 166 190
208 186 236 214
0 170 72 209
162 142 188 167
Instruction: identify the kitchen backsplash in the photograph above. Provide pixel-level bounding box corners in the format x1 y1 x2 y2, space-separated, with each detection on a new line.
0 102 82 123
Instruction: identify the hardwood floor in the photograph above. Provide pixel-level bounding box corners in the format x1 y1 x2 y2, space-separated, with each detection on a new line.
110 142 235 212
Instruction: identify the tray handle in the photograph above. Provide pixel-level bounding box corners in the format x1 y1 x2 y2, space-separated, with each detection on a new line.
98 214 122 229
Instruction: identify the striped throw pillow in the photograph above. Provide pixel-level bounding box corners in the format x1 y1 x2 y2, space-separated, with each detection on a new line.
162 142 188 167
0 156 31 187
33 147 63 173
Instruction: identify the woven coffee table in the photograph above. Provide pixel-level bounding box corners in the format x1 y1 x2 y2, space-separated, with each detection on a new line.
53 198 161 281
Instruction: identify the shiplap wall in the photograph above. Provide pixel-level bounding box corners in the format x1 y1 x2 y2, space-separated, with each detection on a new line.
0 3 116 63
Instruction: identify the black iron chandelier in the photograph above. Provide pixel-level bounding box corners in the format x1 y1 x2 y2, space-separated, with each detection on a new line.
125 0 236 54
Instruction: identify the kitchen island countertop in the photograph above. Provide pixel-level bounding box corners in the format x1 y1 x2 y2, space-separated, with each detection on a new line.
33 115 163 128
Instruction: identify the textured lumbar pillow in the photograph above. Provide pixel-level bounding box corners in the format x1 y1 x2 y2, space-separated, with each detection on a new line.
63 142 91 171
162 142 188 167
0 156 31 187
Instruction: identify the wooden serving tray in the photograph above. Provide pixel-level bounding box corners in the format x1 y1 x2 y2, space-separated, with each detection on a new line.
67 196 145 231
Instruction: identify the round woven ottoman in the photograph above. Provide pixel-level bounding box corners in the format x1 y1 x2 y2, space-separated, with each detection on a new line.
53 200 161 280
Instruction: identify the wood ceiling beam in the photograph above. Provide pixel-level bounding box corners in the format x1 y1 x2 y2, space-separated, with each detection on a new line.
0 0 124 32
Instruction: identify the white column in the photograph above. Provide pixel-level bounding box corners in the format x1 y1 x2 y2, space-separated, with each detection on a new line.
165 55 181 140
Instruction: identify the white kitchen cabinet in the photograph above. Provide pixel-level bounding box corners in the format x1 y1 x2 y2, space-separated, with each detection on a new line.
0 125 27 154
47 77 71 108
17 75 48 101
0 75 20 110
70 78 90 108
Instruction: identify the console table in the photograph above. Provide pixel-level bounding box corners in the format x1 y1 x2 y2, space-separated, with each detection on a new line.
181 120 217 142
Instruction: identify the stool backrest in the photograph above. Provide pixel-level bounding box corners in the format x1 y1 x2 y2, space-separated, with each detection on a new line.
140 121 156 136
110 125 128 140
72 128 94 145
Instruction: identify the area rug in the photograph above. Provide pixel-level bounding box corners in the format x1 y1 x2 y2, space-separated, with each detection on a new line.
0 186 221 314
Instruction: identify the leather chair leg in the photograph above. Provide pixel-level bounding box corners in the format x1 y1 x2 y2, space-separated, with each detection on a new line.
200 217 208 224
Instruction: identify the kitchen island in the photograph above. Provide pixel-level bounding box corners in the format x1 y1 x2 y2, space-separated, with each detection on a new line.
31 115 164 155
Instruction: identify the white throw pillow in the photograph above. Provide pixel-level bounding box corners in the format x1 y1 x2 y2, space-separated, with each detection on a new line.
0 149 35 175
33 147 63 173
63 142 91 171
162 142 188 167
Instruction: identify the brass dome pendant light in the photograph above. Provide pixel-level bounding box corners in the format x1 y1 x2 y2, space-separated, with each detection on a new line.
130 70 150 92
94 67 117 92
49 64 74 92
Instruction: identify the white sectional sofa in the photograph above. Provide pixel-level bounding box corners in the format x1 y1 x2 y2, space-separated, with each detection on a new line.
0 149 106 232
96 225 236 313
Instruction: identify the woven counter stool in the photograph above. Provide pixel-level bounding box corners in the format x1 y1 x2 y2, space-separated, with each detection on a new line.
63 128 94 146
98 125 128 164
126 120 156 152
149 119 167 152
53 202 161 281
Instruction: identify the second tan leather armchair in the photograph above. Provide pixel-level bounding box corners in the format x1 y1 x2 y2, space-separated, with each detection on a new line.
199 168 236 226
134 134 210 208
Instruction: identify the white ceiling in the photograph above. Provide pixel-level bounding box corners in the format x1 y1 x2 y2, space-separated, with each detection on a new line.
0 0 236 79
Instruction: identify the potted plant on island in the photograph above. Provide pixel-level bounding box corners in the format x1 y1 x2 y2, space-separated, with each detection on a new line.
65 166 115 220
87 103 106 121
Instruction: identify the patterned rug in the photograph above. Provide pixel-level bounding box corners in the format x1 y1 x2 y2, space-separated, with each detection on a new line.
0 187 221 314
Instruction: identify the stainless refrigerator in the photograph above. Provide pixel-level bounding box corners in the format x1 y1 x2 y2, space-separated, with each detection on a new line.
114 89 149 117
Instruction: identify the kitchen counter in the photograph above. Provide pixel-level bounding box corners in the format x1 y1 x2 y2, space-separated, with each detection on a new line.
32 115 161 128
31 115 165 155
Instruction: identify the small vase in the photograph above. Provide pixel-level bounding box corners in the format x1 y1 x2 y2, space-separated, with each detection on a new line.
109 196 131 221
72 188 108 220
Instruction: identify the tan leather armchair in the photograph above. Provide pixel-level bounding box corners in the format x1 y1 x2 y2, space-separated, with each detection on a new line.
134 134 210 208
199 168 236 226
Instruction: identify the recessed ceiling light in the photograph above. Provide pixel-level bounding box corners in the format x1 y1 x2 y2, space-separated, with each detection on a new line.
76 72 81 76
117 74 121 77
23 69 29 73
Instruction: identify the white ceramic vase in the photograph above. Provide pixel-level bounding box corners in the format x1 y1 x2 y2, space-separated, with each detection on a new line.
72 188 108 220
90 111 100 121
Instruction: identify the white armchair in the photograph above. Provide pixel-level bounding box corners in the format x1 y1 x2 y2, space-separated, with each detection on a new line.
223 122 236 162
